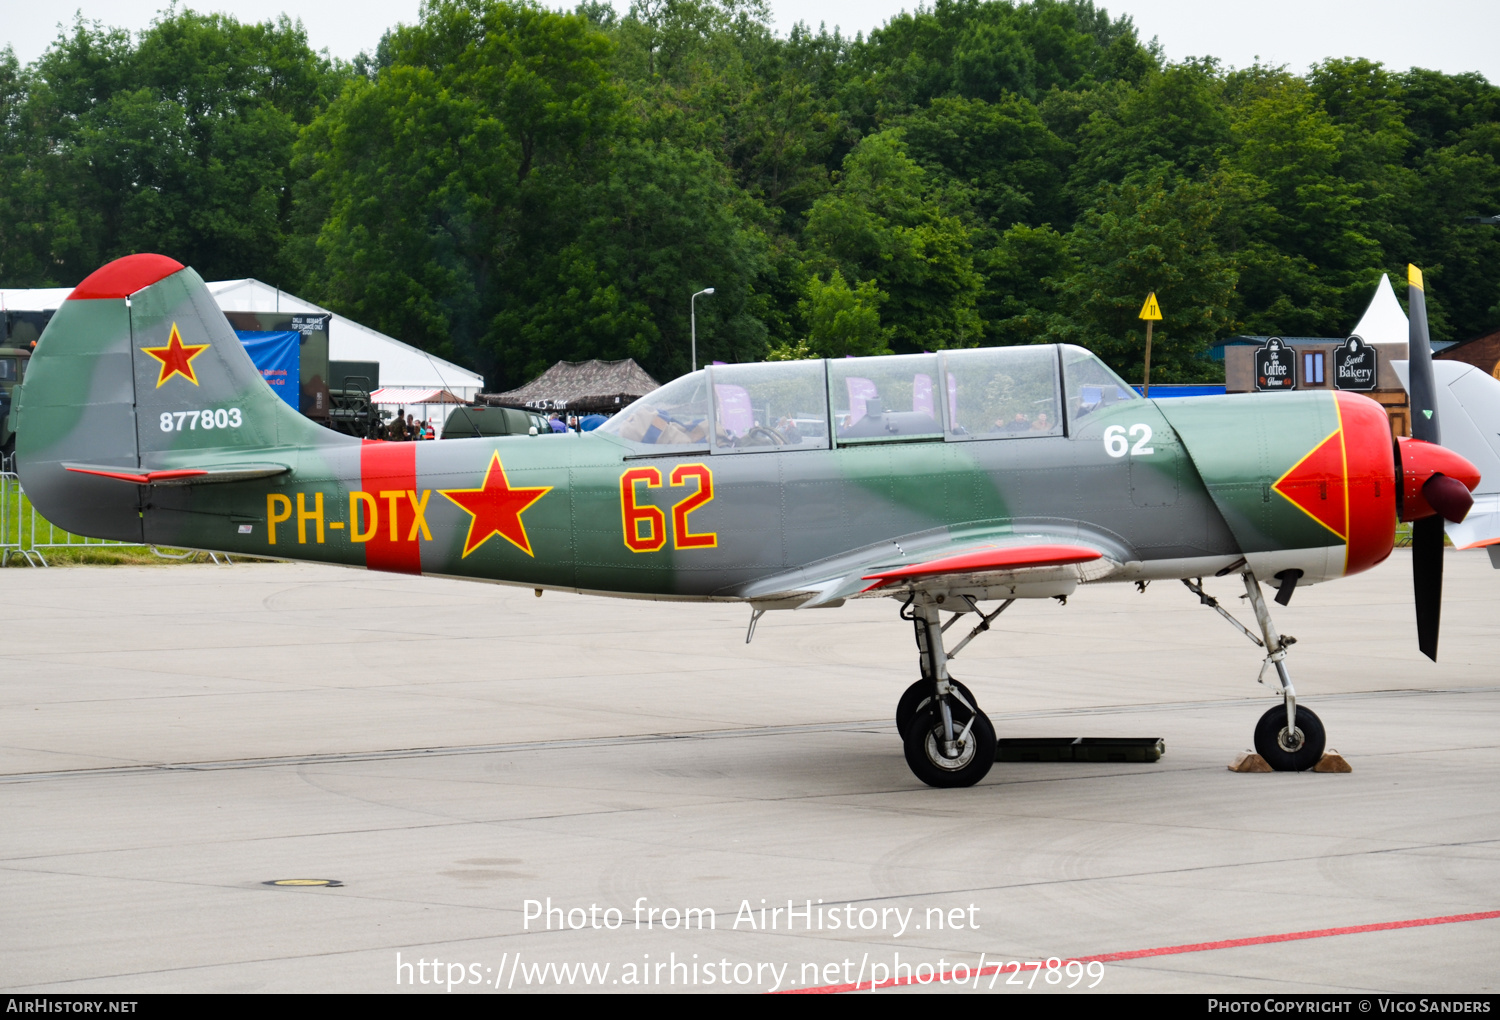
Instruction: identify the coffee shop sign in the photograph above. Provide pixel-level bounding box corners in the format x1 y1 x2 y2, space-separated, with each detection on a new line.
1255 337 1295 390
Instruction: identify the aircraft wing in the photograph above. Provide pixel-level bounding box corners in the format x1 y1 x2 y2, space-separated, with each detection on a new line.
735 527 1127 608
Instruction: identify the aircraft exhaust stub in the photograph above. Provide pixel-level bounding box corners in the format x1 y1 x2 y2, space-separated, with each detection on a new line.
14 252 1486 788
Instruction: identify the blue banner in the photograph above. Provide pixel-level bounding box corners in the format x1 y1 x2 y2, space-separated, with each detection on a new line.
235 330 301 410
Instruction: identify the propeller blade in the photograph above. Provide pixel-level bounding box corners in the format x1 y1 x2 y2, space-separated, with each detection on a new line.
1407 264 1439 444
1412 515 1444 661
1406 263 1444 661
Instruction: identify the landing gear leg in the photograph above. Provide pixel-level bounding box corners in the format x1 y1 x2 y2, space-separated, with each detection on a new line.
899 595 996 788
1240 571 1326 771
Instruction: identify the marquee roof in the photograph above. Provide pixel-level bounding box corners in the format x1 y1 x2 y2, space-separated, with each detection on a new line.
487 359 660 413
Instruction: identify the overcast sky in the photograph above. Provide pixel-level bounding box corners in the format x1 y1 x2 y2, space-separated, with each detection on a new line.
6 1 1498 82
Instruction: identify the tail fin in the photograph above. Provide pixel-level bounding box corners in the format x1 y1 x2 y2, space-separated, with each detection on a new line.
16 253 350 540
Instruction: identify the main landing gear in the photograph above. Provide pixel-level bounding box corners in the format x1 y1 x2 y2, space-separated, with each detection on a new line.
896 593 1011 787
1183 569 1328 771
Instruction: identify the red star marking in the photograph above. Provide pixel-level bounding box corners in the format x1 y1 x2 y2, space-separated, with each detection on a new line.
439 452 552 558
141 323 209 388
1273 427 1347 540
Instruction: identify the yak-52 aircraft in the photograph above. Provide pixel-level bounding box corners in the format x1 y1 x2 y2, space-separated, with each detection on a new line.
14 254 1488 787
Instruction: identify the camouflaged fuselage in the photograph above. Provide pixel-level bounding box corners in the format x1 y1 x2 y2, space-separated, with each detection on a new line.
16 256 1401 599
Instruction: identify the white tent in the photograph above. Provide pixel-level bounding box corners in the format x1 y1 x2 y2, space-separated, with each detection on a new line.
0 287 75 312
3 278 484 402
1351 274 1409 345
206 279 483 399
370 387 468 432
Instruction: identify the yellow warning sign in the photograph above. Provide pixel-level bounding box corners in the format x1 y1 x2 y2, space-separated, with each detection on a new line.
1138 292 1162 321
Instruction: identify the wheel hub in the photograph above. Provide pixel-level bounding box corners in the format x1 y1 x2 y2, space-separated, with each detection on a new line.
1277 726 1305 753
923 726 976 771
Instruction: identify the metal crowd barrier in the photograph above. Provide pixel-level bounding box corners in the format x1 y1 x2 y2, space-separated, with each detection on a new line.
0 465 157 567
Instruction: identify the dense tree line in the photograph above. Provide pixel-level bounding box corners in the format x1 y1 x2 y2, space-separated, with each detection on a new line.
2 0 1498 387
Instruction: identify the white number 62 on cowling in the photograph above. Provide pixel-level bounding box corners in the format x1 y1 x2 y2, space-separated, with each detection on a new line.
1103 424 1154 458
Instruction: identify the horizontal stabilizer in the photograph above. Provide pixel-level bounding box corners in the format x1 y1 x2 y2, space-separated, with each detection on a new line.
1446 493 1500 551
861 544 1103 590
63 462 289 486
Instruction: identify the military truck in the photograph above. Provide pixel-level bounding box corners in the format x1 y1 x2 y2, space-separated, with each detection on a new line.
326 359 382 439
2 309 51 464
0 346 28 463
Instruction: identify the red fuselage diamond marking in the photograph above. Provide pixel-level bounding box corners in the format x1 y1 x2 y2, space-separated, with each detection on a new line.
1273 428 1347 540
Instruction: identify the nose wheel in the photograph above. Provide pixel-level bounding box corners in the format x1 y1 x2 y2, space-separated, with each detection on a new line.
1183 571 1334 772
1253 704 1326 771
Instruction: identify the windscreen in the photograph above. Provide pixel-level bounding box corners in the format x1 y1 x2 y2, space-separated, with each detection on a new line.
1061 344 1139 424
597 371 712 451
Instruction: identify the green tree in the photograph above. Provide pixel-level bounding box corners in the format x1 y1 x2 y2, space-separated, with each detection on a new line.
797 269 892 357
1068 59 1230 199
1221 74 1384 335
899 93 1070 229
976 222 1070 346
804 131 982 351
9 12 338 287
295 0 618 376
1050 170 1236 382
494 137 770 382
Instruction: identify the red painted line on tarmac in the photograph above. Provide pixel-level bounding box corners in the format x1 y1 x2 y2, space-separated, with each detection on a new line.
780 909 1500 994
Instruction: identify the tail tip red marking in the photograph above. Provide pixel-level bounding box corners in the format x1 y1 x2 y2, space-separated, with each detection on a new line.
69 253 186 301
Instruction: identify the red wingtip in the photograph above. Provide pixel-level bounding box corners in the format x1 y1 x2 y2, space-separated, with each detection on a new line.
69 254 185 301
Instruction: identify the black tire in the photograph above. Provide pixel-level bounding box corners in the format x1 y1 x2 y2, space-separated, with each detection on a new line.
903 704 996 788
1253 705 1326 771
896 679 977 740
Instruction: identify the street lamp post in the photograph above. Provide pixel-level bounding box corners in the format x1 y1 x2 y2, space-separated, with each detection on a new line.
691 287 714 371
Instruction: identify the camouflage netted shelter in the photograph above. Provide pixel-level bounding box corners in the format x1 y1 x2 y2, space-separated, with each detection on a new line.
484 359 661 414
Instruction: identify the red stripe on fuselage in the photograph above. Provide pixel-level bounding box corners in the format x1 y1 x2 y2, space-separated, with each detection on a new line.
360 440 421 575
1335 391 1398 576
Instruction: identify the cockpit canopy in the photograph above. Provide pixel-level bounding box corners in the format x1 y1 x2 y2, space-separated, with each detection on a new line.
596 344 1137 453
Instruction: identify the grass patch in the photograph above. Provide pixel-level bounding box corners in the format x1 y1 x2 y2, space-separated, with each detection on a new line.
9 546 244 566
2 485 275 566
